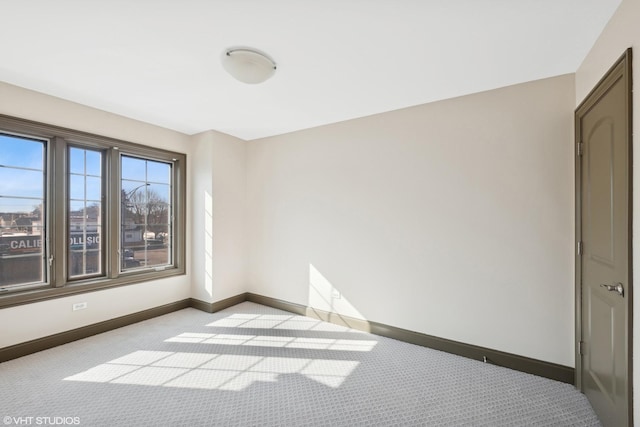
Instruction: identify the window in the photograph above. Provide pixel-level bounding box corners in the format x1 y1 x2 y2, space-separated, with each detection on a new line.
121 156 172 272
0 134 46 287
69 146 103 279
0 115 186 305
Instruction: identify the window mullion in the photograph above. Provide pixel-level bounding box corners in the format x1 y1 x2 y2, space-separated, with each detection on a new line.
106 148 120 278
50 137 67 287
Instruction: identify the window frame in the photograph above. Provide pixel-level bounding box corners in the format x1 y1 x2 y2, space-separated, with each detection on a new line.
0 115 186 308
67 143 106 281
118 153 175 274
0 130 49 289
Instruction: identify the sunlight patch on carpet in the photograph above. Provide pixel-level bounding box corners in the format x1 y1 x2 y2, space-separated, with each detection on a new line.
65 350 360 390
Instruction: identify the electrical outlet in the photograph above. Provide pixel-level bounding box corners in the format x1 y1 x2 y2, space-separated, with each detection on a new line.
72 302 87 311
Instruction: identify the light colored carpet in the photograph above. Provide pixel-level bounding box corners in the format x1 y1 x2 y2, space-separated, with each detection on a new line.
0 302 600 426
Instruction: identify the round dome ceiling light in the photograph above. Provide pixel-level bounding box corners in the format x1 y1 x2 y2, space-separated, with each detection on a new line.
221 47 277 84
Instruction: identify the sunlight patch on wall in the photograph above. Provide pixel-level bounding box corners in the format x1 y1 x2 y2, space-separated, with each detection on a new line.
204 191 213 297
309 264 365 320
64 350 360 390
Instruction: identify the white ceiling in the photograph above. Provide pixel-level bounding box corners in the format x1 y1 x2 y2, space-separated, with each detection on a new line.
0 0 621 141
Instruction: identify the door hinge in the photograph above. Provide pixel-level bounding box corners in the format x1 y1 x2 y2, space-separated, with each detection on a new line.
577 142 584 156
579 341 585 356
577 241 583 255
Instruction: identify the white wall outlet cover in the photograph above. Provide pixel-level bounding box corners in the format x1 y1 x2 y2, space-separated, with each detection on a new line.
72 302 88 311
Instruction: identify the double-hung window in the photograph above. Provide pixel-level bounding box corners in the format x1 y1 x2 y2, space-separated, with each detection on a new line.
0 134 46 287
0 115 186 305
120 155 173 272
68 146 104 279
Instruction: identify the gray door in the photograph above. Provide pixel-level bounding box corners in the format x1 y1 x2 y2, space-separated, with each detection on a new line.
576 49 632 427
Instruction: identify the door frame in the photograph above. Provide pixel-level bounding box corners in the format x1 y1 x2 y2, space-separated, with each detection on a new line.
574 48 633 423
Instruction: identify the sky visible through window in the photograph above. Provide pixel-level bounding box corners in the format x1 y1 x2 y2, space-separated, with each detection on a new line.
1 135 173 213
0 133 45 213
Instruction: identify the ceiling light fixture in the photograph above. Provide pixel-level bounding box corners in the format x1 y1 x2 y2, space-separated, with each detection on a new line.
221 47 277 84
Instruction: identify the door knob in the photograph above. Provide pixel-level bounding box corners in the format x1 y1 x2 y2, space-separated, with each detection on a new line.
600 282 624 297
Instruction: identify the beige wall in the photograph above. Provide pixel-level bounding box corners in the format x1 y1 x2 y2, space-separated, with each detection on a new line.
0 82 193 348
574 0 640 419
190 130 247 303
0 82 191 152
247 74 576 366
